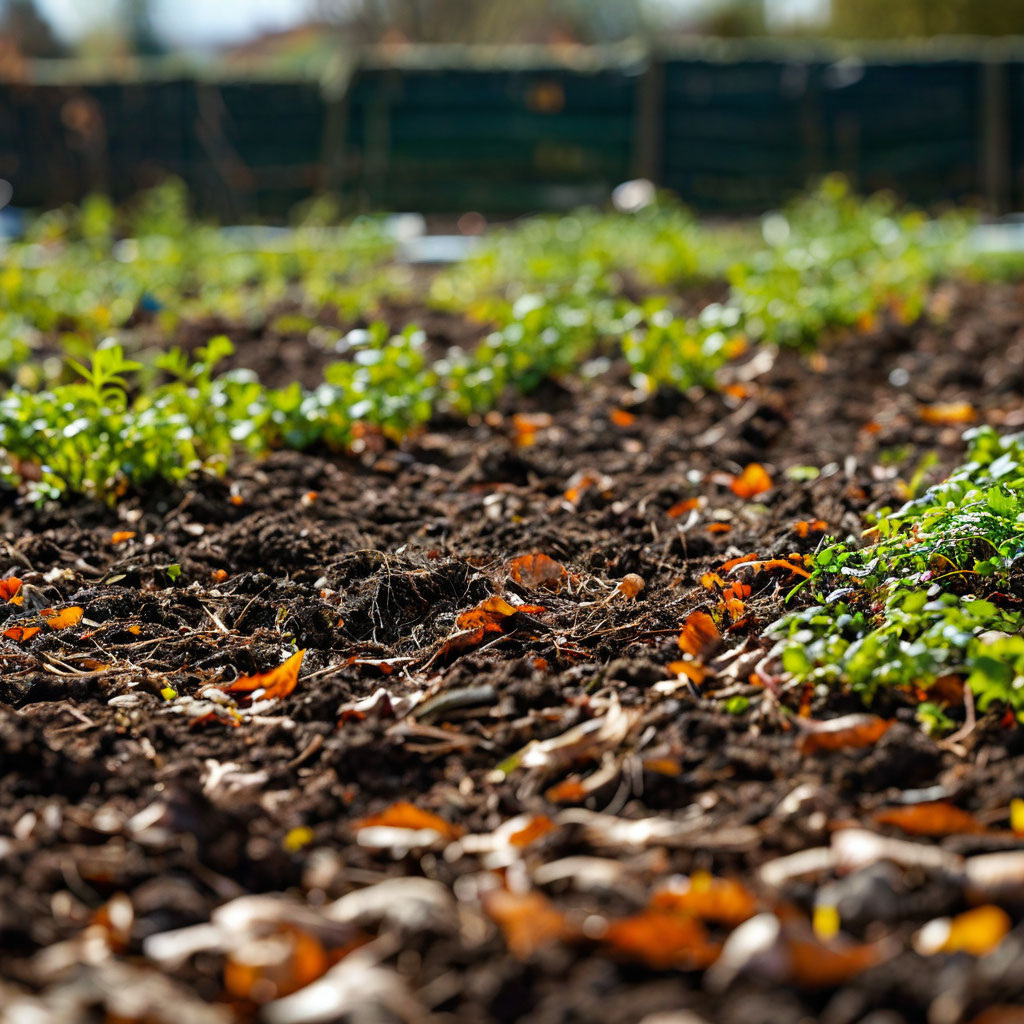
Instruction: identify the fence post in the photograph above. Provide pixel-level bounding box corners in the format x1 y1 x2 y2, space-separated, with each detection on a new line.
633 50 664 184
980 57 1010 214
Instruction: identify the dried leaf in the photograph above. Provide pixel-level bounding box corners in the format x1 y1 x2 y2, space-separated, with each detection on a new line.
483 888 571 958
353 801 462 841
224 925 329 1002
919 401 976 426
43 606 84 630
796 714 892 755
609 408 636 427
740 557 812 580
508 815 556 848
874 801 985 837
110 530 136 544
668 497 700 518
0 576 23 605
603 910 720 969
456 595 544 631
507 552 568 591
546 779 589 803
787 935 882 987
914 905 1010 957
224 650 305 700
678 610 720 659
5 625 41 643
730 463 773 499
651 873 759 926
794 519 828 538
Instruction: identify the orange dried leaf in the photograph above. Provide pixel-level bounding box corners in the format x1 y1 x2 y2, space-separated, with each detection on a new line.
874 801 985 837
456 595 544 631
797 714 892 755
744 558 811 580
43 606 84 630
546 779 589 804
678 610 720 659
127 624 142 635
224 649 305 700
667 660 707 685
642 757 682 777
707 523 732 534
788 937 882 987
507 552 568 591
730 463 773 499
603 910 720 970
701 571 727 590
0 576 23 604
667 497 700 518
110 531 136 544
483 888 570 959
720 553 759 572
224 925 329 1002
919 401 976 426
610 408 636 427
353 801 462 840
915 905 1010 957
508 815 557 847
794 519 828 538
651 873 759 926
4 626 40 642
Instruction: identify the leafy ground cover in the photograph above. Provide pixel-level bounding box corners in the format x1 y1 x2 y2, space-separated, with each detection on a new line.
2 186 1024 1023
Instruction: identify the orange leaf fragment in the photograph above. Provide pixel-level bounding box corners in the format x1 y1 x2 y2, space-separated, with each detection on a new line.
603 910 720 970
230 494 244 506
546 778 589 803
43 606 84 630
0 576 23 604
652 873 759 926
678 610 720 659
211 569 228 583
794 519 828 538
667 497 700 518
224 925 329 1002
456 595 544 631
730 463 773 499
796 714 892 755
701 571 727 590
719 553 759 572
223 649 305 700
874 801 985 837
110 531 136 544
707 523 732 534
610 408 636 427
483 888 571 959
744 558 811 580
914 905 1010 957
508 815 556 847
512 412 552 447
507 552 568 591
642 757 681 777
667 660 707 685
4 626 40 642
353 801 462 840
919 401 977 426
787 936 882 987
127 624 142 635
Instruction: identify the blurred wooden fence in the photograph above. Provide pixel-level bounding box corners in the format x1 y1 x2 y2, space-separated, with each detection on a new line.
0 42 1019 216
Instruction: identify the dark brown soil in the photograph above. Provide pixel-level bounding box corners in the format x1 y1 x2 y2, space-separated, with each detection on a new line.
3 280 1024 1024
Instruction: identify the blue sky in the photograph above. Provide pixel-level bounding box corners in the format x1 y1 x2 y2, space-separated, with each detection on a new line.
35 0 316 49
32 0 832 49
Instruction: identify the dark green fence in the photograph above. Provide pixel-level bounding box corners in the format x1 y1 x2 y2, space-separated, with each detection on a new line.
0 44 1018 217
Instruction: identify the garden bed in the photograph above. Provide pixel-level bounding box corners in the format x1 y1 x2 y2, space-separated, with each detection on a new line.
3 269 1024 1022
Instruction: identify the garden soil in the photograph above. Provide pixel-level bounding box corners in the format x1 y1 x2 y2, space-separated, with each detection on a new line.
3 280 1024 1023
